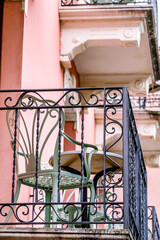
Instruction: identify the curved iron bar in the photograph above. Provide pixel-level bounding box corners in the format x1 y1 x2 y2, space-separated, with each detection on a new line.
60 203 100 222
0 205 14 218
61 0 74 6
105 107 123 153
148 206 152 220
5 92 37 108
101 171 123 203
63 203 88 222
100 170 123 187
0 203 98 224
67 91 99 106
105 203 123 222
105 89 123 105
93 167 119 192
4 90 99 108
32 190 45 222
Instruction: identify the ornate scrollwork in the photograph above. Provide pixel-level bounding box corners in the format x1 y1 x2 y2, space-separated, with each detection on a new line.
105 89 123 105
0 203 96 224
102 171 123 203
1 87 149 232
105 204 123 222
105 106 123 152
101 171 123 188
4 91 99 108
4 92 54 108
61 0 74 6
64 90 99 106
59 203 81 222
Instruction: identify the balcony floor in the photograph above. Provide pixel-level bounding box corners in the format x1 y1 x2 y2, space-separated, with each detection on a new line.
0 228 134 240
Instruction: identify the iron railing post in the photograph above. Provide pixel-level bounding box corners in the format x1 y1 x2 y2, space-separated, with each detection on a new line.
123 87 129 229
145 169 148 239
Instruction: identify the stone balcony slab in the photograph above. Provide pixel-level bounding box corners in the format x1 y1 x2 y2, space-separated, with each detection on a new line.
0 228 134 240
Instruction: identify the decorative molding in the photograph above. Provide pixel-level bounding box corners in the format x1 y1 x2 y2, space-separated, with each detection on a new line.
60 7 146 63
61 24 144 62
64 69 80 131
80 73 153 96
146 10 160 81
145 155 160 168
136 119 159 139
123 28 134 39
134 80 144 90
60 55 72 69
64 68 74 89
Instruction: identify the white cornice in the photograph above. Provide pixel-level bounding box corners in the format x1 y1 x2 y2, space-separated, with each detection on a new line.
59 5 152 21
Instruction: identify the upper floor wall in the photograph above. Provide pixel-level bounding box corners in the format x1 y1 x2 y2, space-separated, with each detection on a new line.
1 0 63 90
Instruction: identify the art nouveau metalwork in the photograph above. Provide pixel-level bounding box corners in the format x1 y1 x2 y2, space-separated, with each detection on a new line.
0 87 154 239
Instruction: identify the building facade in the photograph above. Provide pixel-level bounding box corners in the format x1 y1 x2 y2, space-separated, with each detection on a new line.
0 0 160 239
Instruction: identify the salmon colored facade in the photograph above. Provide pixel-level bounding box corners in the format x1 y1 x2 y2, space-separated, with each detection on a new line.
0 0 64 205
0 0 160 234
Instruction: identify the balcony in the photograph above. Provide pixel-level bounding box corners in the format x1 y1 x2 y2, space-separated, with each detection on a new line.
0 87 159 239
59 0 159 95
129 94 160 167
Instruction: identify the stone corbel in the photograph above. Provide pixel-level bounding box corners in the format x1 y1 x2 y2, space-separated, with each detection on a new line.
60 55 72 69
137 121 159 140
129 75 153 96
60 22 145 63
145 155 160 168
64 69 80 131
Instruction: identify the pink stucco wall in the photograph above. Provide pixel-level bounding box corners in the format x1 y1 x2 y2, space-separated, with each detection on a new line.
76 108 96 149
0 0 63 221
1 2 23 89
1 0 63 90
22 0 63 89
0 2 24 208
147 167 160 222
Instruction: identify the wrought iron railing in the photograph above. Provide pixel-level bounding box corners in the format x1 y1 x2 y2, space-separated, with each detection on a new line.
61 0 156 7
0 88 148 239
148 206 160 240
123 89 148 240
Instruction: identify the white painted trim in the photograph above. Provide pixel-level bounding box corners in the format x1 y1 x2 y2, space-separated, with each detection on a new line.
24 0 28 16
22 0 28 16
